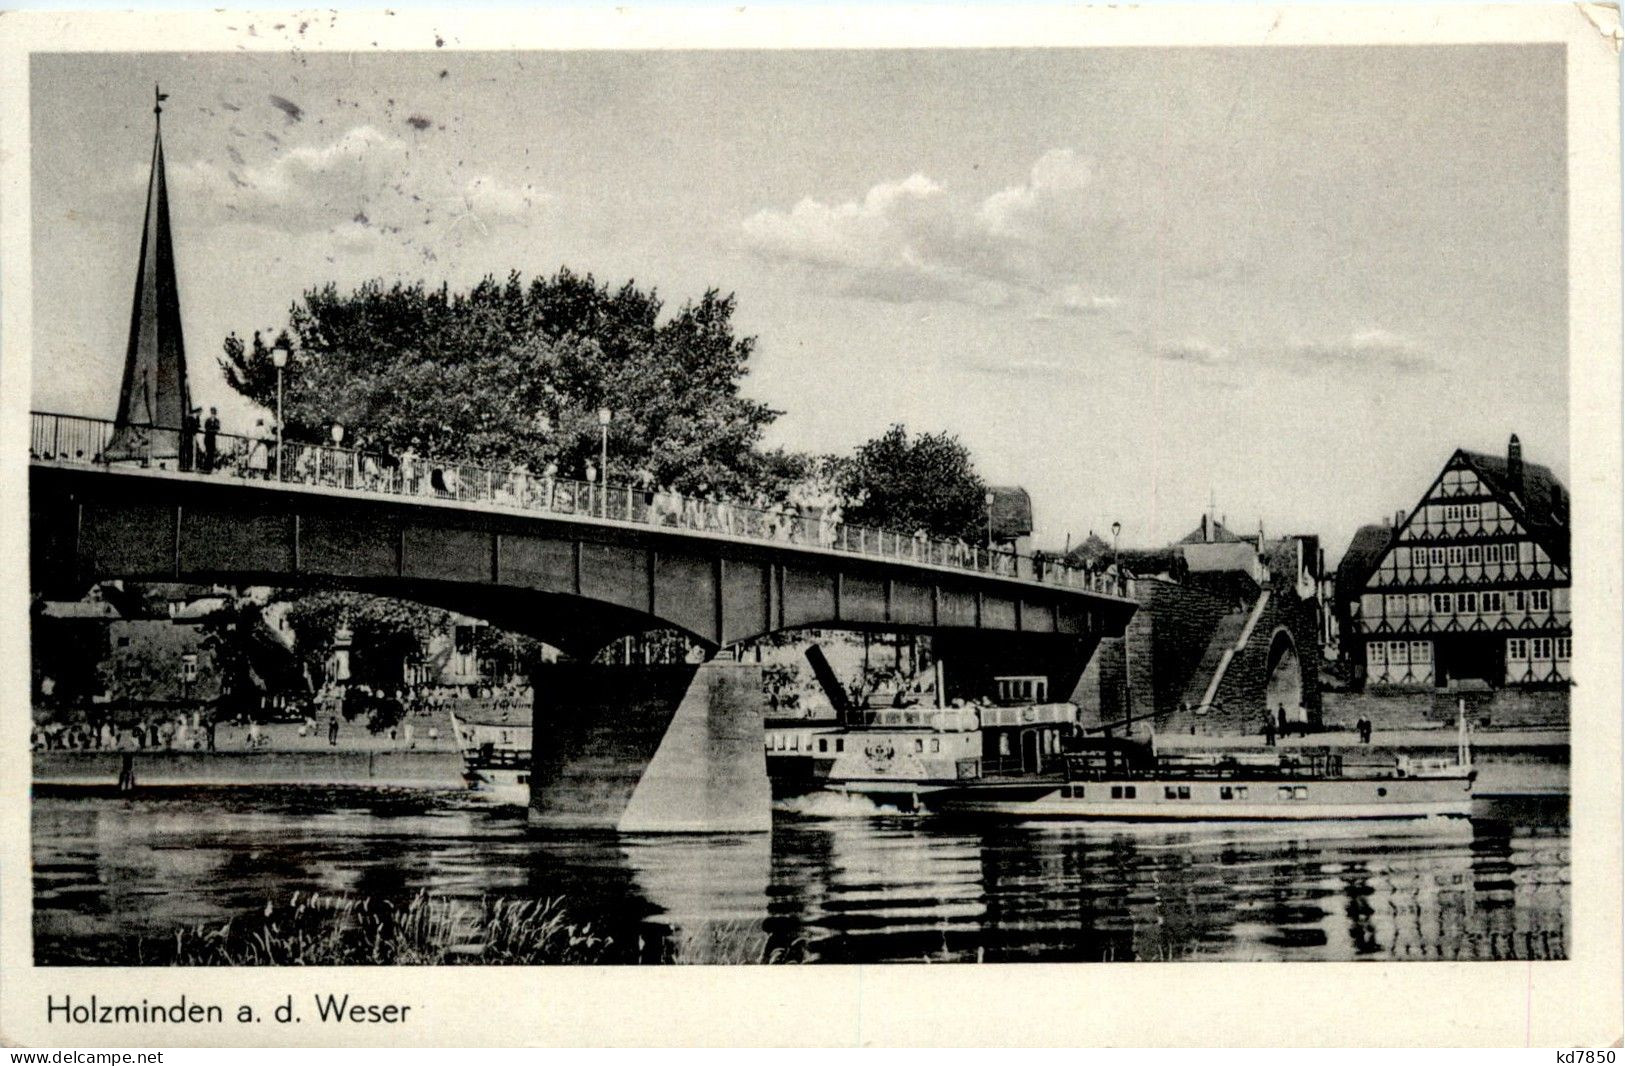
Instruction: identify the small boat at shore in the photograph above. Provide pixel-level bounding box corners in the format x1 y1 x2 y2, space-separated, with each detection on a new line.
447 697 532 805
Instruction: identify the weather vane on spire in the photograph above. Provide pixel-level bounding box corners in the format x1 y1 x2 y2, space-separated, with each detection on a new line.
154 83 168 117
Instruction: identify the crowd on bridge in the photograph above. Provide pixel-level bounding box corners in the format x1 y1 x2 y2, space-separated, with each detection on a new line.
33 410 1125 593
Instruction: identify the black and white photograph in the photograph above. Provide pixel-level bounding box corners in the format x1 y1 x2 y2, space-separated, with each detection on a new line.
2 4 1620 1050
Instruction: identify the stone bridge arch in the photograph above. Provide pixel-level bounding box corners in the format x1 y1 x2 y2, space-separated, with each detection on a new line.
1263 626 1306 723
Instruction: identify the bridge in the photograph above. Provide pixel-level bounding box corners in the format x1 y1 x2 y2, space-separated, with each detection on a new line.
31 411 1136 831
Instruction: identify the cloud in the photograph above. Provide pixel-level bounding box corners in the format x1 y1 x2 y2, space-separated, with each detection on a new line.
163 125 548 246
1156 338 1233 366
1283 328 1433 372
739 149 1118 314
1152 328 1434 373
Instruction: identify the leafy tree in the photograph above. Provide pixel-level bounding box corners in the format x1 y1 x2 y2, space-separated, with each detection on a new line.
280 591 545 690
832 424 988 541
283 592 437 694
220 270 786 497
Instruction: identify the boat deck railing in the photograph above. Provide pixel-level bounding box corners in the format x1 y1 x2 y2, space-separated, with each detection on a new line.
1063 751 1359 782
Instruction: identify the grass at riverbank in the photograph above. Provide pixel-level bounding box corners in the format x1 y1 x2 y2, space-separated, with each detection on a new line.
87 890 806 965
165 891 617 965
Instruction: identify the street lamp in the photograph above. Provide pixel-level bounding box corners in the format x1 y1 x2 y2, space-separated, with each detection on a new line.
597 407 611 517
270 339 291 480
1111 520 1122 594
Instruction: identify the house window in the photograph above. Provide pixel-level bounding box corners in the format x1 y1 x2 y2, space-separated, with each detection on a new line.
1277 787 1293 801
1409 641 1432 662
1456 592 1477 613
1465 545 1480 564
1486 544 1501 564
1445 504 1462 520
1532 638 1553 659
1512 590 1527 611
1177 786 1191 800
1385 594 1405 616
1165 786 1179 800
1388 640 1407 661
1531 589 1551 611
1235 786 1248 799
116 636 131 648
930 738 941 753
1557 638 1572 659
1368 643 1387 665
1111 786 1123 799
1507 638 1529 659
1294 786 1309 800
835 738 844 753
1220 786 1233 800
1464 503 1481 520
1432 593 1452 614
1448 546 1464 564
818 738 827 753
914 738 924 753
1430 548 1445 565
1409 593 1429 616
1482 591 1503 612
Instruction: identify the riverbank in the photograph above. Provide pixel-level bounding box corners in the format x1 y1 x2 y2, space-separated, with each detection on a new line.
33 748 465 789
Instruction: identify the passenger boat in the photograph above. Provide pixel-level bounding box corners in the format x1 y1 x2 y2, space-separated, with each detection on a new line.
766 668 1477 821
765 674 1081 807
447 697 532 805
927 740 1477 821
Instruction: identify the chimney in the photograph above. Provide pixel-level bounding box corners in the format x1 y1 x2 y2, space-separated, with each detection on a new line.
1508 433 1524 493
1201 514 1209 542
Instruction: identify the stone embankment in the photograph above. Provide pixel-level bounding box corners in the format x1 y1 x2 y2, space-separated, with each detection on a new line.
33 749 464 789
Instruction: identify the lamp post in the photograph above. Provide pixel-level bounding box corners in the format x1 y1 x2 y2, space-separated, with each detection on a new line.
597 407 611 517
1111 520 1122 595
984 490 997 574
330 422 346 489
270 340 291 480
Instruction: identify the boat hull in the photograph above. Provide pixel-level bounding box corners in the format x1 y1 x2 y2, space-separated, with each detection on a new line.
930 774 1476 821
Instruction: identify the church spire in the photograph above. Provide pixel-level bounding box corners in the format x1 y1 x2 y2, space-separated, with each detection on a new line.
105 84 191 463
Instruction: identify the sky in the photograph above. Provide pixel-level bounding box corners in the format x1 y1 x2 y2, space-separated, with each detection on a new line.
30 46 1569 560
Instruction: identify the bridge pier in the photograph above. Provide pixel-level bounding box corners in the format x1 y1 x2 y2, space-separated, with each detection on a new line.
527 661 771 833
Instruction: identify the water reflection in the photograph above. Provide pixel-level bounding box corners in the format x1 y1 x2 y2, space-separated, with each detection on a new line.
32 789 1568 965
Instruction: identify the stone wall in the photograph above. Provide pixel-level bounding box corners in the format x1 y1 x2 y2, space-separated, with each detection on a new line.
1324 686 1571 731
32 748 463 788
1075 578 1237 735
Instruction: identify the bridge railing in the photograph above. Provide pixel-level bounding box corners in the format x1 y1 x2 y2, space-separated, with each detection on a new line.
29 410 1133 597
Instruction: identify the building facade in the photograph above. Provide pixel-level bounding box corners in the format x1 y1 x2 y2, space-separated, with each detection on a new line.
1339 435 1570 689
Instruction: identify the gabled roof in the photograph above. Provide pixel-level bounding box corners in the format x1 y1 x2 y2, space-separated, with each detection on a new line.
1334 523 1395 604
1457 450 1570 567
1177 518 1245 545
1063 532 1112 568
987 486 1033 540
38 600 122 620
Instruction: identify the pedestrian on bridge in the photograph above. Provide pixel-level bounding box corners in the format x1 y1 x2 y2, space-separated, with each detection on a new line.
247 420 270 480
202 407 220 473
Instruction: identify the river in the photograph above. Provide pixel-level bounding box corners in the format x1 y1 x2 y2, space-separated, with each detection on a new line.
32 788 1568 964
